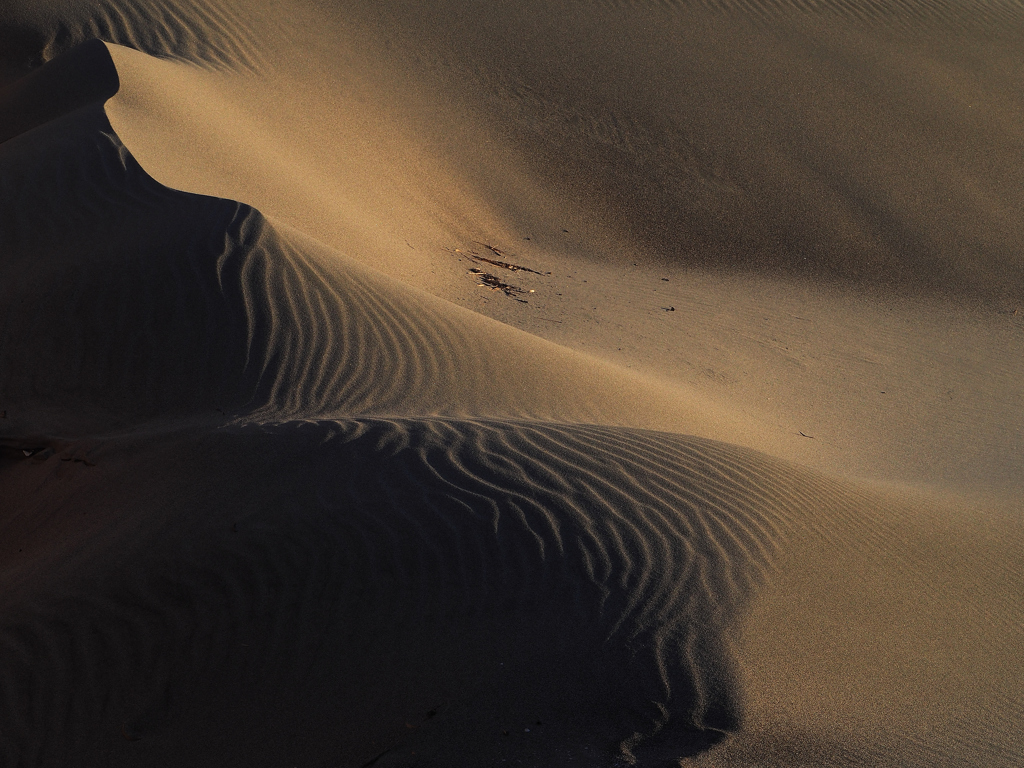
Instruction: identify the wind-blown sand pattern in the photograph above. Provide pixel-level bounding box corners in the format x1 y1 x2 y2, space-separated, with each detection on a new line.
0 0 261 75
0 421 816 764
6 420 1017 767
2 1 1023 766
0 91 728 436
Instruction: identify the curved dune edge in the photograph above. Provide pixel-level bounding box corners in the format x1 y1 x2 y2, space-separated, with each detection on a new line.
4 418 1020 767
0 0 262 80
172 0 1024 306
10 3 1024 304
0 41 761 448
0 39 119 144
2 420 1021 766
95 35 1024 494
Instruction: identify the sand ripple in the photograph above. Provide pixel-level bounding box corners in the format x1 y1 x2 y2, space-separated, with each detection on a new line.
0 89 721 435
0 0 262 74
0 418 855 765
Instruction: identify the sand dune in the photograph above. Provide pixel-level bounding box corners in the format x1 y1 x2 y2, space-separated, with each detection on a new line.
182 0 1024 303
0 64 739 438
4 420 1019 766
2 1 1023 766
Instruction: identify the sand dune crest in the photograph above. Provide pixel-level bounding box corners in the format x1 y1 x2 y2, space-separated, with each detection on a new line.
0 418 890 765
1 54 743 438
0 0 262 77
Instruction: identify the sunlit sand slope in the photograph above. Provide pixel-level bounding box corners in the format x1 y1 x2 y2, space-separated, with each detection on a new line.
0 67 734 438
258 0 1024 304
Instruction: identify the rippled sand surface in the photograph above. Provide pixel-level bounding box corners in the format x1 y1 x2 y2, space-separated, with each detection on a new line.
2 1 1023 765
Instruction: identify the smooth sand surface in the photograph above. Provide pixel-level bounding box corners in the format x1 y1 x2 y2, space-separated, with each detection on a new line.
2 1 1023 766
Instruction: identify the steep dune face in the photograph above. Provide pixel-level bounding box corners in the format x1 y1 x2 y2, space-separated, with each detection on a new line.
0 39 119 144
2 3 1024 768
3 420 1021 767
0 58 735 437
0 421 788 765
0 100 261 432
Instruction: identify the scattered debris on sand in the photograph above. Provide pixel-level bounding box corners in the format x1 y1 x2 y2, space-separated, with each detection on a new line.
470 243 549 275
468 268 532 302
448 243 548 302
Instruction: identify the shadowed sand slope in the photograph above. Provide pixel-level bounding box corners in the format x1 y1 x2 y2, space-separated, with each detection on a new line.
3 419 1019 767
0 39 119 144
0 0 261 81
